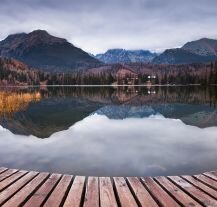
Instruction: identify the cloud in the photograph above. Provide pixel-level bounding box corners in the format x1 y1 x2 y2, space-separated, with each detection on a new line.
0 0 217 54
0 114 217 176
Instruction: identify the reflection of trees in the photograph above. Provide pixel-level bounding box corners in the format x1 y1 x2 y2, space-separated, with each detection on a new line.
0 91 41 117
58 86 217 106
0 86 217 117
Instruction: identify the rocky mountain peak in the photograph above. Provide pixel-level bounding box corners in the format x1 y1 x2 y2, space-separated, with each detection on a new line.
0 30 100 72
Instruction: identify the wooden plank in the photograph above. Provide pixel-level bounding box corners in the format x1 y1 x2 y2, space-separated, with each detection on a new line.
23 173 62 207
99 177 118 207
43 175 72 207
0 171 28 192
0 169 18 182
127 177 158 207
182 175 217 199
0 168 8 175
155 176 201 207
113 177 138 207
141 177 179 207
0 171 38 206
84 177 99 207
169 176 217 206
64 176 85 207
2 172 49 207
203 172 217 182
194 174 217 190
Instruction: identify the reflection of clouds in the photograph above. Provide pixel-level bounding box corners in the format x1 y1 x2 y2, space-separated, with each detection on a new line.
0 126 6 131
0 114 217 176
145 164 167 172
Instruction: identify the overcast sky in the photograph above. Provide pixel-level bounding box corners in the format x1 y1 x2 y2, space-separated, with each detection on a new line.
0 0 217 54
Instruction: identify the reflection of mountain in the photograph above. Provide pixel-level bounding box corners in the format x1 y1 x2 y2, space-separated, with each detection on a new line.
0 97 102 138
93 104 217 128
0 86 217 138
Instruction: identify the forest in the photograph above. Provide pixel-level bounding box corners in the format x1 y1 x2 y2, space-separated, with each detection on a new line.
0 57 217 86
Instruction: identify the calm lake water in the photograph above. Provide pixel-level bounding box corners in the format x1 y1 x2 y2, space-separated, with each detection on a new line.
0 86 217 176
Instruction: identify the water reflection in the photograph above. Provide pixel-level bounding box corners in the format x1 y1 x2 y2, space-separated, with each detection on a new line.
0 114 217 176
0 86 217 176
0 86 217 138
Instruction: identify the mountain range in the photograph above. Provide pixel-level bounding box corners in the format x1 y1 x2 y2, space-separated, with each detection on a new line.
153 38 217 64
0 30 101 72
95 49 157 63
0 30 217 72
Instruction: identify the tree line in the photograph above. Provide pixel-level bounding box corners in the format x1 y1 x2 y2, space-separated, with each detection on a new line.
1 58 217 86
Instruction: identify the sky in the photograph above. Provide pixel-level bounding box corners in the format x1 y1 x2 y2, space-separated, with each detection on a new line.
0 0 217 54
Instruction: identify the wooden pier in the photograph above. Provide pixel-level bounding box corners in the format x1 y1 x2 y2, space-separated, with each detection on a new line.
0 167 217 206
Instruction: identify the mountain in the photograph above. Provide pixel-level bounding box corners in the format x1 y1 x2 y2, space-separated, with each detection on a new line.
182 38 217 56
0 30 101 72
153 38 217 64
95 49 157 63
152 48 216 64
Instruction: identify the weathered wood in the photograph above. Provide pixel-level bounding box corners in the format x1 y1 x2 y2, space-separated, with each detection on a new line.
43 175 72 207
182 175 217 199
0 169 18 182
64 176 85 207
0 171 38 206
127 177 158 207
194 174 217 190
2 172 49 207
99 177 118 207
203 171 217 182
141 177 179 207
113 177 138 207
84 177 99 207
0 171 28 192
0 168 8 174
23 173 62 207
0 167 216 207
155 176 201 207
169 176 217 206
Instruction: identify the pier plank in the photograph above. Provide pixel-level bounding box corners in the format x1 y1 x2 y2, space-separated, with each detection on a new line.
2 172 49 207
84 177 99 207
0 169 18 182
0 167 216 207
100 177 118 207
203 172 217 182
155 176 201 207
0 171 38 206
23 173 62 207
194 174 217 190
43 175 73 207
113 177 138 207
0 171 28 192
182 175 217 199
127 177 158 207
141 177 179 207
64 176 85 207
169 176 217 206
0 168 8 174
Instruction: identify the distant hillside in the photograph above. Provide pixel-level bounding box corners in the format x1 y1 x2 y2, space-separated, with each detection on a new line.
0 30 101 72
0 57 40 85
95 49 157 63
1 56 217 86
153 38 217 64
182 38 217 56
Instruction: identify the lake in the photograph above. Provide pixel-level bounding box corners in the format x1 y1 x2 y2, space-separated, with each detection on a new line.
0 86 217 177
